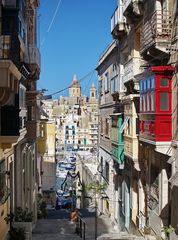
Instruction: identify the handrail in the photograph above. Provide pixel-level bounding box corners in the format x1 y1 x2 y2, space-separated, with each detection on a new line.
77 216 86 240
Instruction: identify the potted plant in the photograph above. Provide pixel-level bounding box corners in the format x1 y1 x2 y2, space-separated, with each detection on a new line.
13 207 33 240
37 193 47 219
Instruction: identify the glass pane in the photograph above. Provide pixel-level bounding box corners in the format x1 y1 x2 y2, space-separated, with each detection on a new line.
160 78 168 87
147 94 150 111
147 78 151 90
160 92 169 110
140 96 142 111
140 81 142 92
144 81 146 91
151 92 155 111
151 76 155 89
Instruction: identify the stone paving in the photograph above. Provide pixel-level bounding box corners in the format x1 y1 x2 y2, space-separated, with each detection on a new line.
32 208 144 240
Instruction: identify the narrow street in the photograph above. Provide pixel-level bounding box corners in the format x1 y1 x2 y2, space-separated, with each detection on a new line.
32 208 121 240
32 207 145 240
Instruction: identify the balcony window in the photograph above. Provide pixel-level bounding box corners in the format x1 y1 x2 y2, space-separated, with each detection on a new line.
160 92 168 111
98 80 102 96
143 95 146 112
147 93 150 111
140 95 142 111
143 80 147 91
151 92 155 111
160 78 168 87
104 72 109 93
105 119 109 136
147 78 151 90
140 81 143 92
151 76 155 89
19 84 26 109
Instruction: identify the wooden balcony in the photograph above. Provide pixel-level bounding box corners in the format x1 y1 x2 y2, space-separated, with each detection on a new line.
123 57 142 84
111 6 126 39
140 10 172 55
0 60 21 105
25 46 41 70
124 135 140 170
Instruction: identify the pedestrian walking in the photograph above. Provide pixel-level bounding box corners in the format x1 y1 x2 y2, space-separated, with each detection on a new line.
70 208 80 234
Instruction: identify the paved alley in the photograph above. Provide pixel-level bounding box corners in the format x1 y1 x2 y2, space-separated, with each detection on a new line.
32 208 145 240
32 208 119 240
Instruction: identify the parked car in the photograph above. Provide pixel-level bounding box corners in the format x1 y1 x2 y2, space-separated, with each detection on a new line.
56 193 76 210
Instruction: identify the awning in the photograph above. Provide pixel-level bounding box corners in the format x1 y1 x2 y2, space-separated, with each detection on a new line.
120 116 129 133
110 113 122 116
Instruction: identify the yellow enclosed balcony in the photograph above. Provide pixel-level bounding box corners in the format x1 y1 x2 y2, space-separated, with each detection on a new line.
111 6 126 39
140 10 172 55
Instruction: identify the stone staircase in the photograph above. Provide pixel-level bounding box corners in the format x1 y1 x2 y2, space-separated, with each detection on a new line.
32 219 82 240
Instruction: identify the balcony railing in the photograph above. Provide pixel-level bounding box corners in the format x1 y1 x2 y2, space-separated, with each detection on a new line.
25 46 41 68
140 10 172 54
111 5 126 35
123 57 141 83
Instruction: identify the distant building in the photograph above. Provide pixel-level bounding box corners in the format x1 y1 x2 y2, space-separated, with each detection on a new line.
45 75 99 153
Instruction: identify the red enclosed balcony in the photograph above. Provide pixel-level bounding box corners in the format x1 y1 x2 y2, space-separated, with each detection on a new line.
139 66 174 151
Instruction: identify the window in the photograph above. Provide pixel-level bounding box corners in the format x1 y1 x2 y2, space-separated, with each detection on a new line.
100 118 103 134
105 72 109 93
140 81 143 92
143 80 147 91
112 64 117 77
140 95 142 111
136 118 139 135
111 78 115 94
98 80 102 96
0 160 5 202
92 92 94 97
160 92 169 110
160 78 168 87
151 76 155 89
143 95 146 112
147 93 150 111
105 119 109 136
105 161 109 182
147 78 151 90
19 84 26 108
127 118 131 135
151 92 155 111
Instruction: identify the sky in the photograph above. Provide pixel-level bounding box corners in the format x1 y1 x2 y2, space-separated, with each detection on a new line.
38 0 116 99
